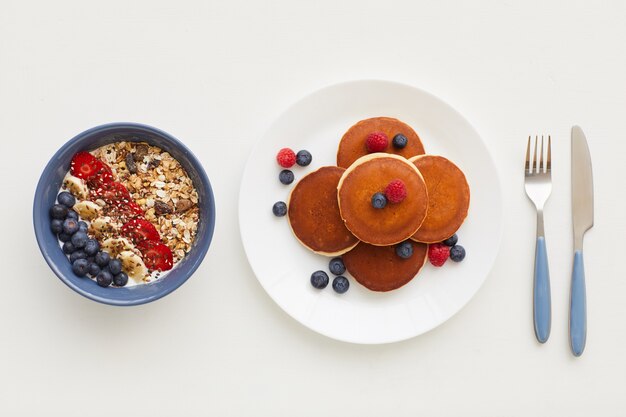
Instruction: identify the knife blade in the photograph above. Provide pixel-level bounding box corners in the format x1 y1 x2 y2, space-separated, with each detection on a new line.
570 125 594 356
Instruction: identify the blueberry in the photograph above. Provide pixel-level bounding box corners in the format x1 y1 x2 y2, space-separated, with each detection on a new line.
62 218 79 235
58 232 72 242
329 257 346 275
96 270 113 287
296 150 312 166
113 272 129 287
84 239 100 256
69 250 87 263
450 245 466 262
71 258 90 277
310 270 329 289
272 201 287 217
57 191 76 208
371 192 387 209
78 221 89 233
443 234 458 247
108 259 122 275
71 231 88 248
50 204 68 220
95 251 111 267
63 241 76 254
392 133 408 149
395 241 414 259
279 170 295 185
50 219 63 234
65 210 78 220
88 262 101 277
332 276 349 294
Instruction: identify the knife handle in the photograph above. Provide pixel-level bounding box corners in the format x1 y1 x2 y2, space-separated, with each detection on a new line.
570 250 587 356
533 236 551 343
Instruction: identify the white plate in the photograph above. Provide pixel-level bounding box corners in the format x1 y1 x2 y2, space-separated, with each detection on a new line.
239 80 502 344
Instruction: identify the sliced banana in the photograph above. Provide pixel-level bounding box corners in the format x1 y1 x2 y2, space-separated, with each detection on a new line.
73 200 101 220
101 237 134 257
63 174 89 200
90 216 119 238
118 250 148 282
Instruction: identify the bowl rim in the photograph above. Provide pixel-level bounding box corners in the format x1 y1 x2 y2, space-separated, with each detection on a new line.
33 122 216 306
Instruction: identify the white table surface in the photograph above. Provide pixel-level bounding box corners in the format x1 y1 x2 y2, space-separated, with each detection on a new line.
2 0 625 415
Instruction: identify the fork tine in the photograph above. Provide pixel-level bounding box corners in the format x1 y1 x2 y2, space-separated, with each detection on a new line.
525 136 531 173
539 135 544 172
532 135 538 173
546 135 551 171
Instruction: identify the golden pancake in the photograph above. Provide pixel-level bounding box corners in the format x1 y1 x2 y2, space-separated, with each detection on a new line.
409 155 470 243
336 117 425 168
337 154 428 246
343 241 428 292
288 166 359 256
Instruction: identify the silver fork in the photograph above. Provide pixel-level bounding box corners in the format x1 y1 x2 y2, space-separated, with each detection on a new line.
524 135 552 344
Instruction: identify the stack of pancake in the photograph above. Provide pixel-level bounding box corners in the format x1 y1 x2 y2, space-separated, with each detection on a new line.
287 117 470 292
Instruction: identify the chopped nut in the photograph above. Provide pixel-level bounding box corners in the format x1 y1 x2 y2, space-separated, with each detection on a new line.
176 199 194 213
125 152 137 174
134 144 148 161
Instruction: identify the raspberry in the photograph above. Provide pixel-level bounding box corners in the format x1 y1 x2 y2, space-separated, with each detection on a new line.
365 132 388 153
428 243 450 267
276 148 296 168
384 179 407 203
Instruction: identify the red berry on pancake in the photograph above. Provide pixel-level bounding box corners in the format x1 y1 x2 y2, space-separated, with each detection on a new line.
121 217 160 243
384 179 407 203
365 132 388 153
137 240 173 271
276 148 296 168
428 243 450 267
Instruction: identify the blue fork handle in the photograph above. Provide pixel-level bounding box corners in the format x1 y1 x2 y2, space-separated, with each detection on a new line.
533 237 551 343
570 250 587 356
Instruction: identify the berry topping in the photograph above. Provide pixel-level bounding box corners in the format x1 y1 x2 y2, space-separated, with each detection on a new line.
113 272 129 287
50 219 63 234
63 241 76 254
392 133 408 149
88 262 101 277
443 234 458 247
72 258 90 277
428 243 450 267
58 232 72 243
365 132 388 153
279 170 295 185
84 239 100 256
450 245 466 262
77 221 89 233
137 240 174 271
120 201 144 216
310 270 329 289
70 231 88 248
332 276 350 294
276 148 296 168
65 210 78 220
90 160 114 185
384 179 407 204
272 201 287 217
50 204 68 220
296 150 313 166
108 259 122 275
95 251 111 267
94 181 132 205
57 191 76 208
329 257 346 275
395 241 414 259
69 250 87 263
62 218 79 235
96 270 113 287
121 217 160 243
371 192 387 209
70 151 99 180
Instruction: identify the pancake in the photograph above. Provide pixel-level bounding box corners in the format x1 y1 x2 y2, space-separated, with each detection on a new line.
343 241 428 292
288 166 359 256
337 154 428 246
337 117 425 168
409 155 470 243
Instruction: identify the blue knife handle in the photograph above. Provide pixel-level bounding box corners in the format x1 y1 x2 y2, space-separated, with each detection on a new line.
533 237 551 343
570 250 587 356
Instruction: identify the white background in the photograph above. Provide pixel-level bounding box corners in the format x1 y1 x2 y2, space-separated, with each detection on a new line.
2 0 625 415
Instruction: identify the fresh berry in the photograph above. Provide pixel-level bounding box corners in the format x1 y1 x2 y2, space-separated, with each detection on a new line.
371 192 387 209
69 250 87 263
310 270 329 289
329 257 346 275
88 262 101 277
365 132 388 153
395 241 414 259
272 201 287 217
296 150 312 166
58 232 72 242
51 219 63 234
121 218 160 243
70 151 99 180
94 181 132 205
137 240 173 271
78 221 89 233
332 276 350 294
384 179 407 204
57 191 76 208
96 270 113 287
450 245 466 262
50 204 68 220
392 133 408 149
84 239 100 256
108 259 122 275
428 243 450 267
117 201 144 217
443 234 458 247
62 218 79 235
95 251 111 267
89 160 114 185
65 210 78 220
63 241 76 254
71 231 88 248
72 258 90 277
113 272 129 287
276 148 296 168
279 170 294 185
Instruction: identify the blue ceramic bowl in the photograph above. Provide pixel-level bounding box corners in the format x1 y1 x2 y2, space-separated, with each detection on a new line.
33 123 215 306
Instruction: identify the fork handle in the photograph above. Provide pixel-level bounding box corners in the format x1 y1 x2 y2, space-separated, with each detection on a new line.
533 236 551 343
569 250 587 356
